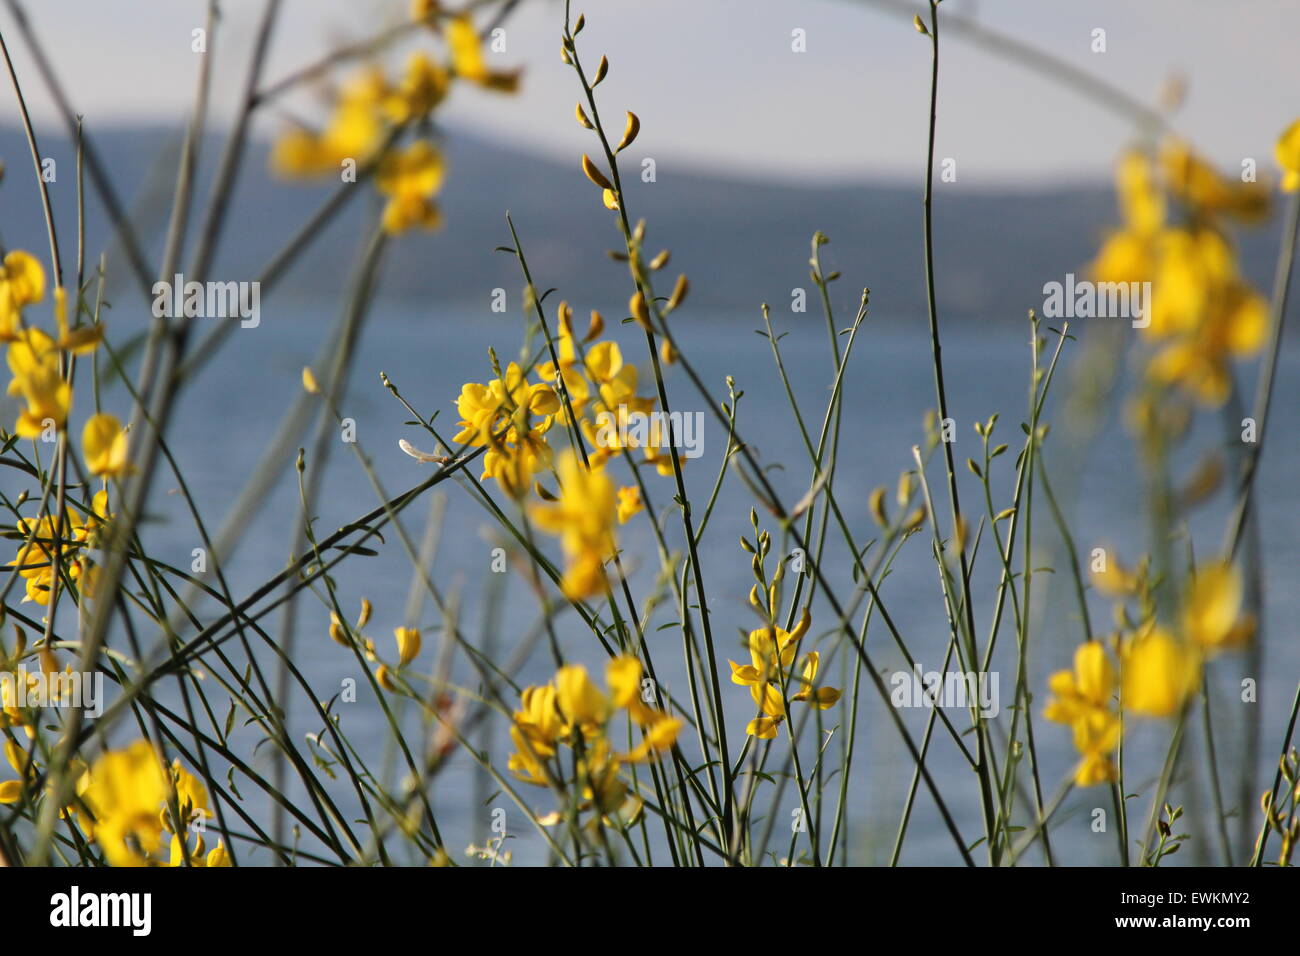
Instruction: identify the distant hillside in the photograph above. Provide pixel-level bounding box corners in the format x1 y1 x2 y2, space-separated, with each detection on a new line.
0 124 1286 324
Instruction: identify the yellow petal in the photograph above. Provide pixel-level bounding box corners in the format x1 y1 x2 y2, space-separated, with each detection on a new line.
0 250 46 307
1073 641 1115 706
1183 562 1245 651
729 660 760 685
395 626 422 667
81 413 130 478
607 654 642 708
1122 629 1201 718
448 15 486 81
1277 118 1300 188
555 664 609 729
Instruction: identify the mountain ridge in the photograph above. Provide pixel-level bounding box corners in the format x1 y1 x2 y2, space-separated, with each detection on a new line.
0 124 1284 325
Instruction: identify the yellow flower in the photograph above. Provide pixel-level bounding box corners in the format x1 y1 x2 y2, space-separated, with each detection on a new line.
82 412 130 478
576 737 627 815
508 685 563 785
1091 553 1139 597
621 711 683 764
1045 641 1114 715
6 490 109 608
168 832 208 867
1144 228 1268 405
1276 118 1300 192
453 361 560 494
1145 229 1226 336
509 656 679 787
394 626 422 667
515 684 563 753
0 738 36 803
529 451 617 599
382 52 450 123
1043 641 1121 786
1182 561 1254 653
1162 140 1269 223
7 327 71 437
555 664 610 735
588 341 651 416
729 609 809 687
729 609 838 738
616 485 643 524
447 15 520 92
165 758 210 833
0 250 46 339
1090 141 1271 409
605 655 681 760
271 68 388 178
77 741 172 867
1121 627 1201 718
1091 151 1164 286
1 671 35 736
376 140 446 234
206 839 232 867
605 655 645 717
791 652 842 708
52 286 102 355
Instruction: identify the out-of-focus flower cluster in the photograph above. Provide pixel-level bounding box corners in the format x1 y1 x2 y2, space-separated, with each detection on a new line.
1046 555 1254 787
271 9 519 234
507 656 681 828
2 251 130 609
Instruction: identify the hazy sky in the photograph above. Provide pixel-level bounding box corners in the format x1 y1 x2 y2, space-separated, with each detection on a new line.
2 0 1297 186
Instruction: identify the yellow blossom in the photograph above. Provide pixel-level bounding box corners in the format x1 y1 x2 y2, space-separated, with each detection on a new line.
1162 140 1269 223
0 738 36 803
453 360 559 494
383 52 450 123
376 140 446 234
1276 118 1300 192
7 327 71 437
76 741 172 867
1182 561 1254 653
728 608 837 738
508 656 678 791
1043 641 1121 786
616 485 642 524
791 652 842 708
271 68 388 178
447 14 520 91
555 664 610 735
529 451 617 599
0 250 46 339
1121 627 1201 718
1091 151 1164 286
82 412 130 478
206 840 232 867
394 626 422 667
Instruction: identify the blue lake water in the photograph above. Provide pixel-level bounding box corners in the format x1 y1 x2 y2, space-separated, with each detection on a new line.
9 298 1298 866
